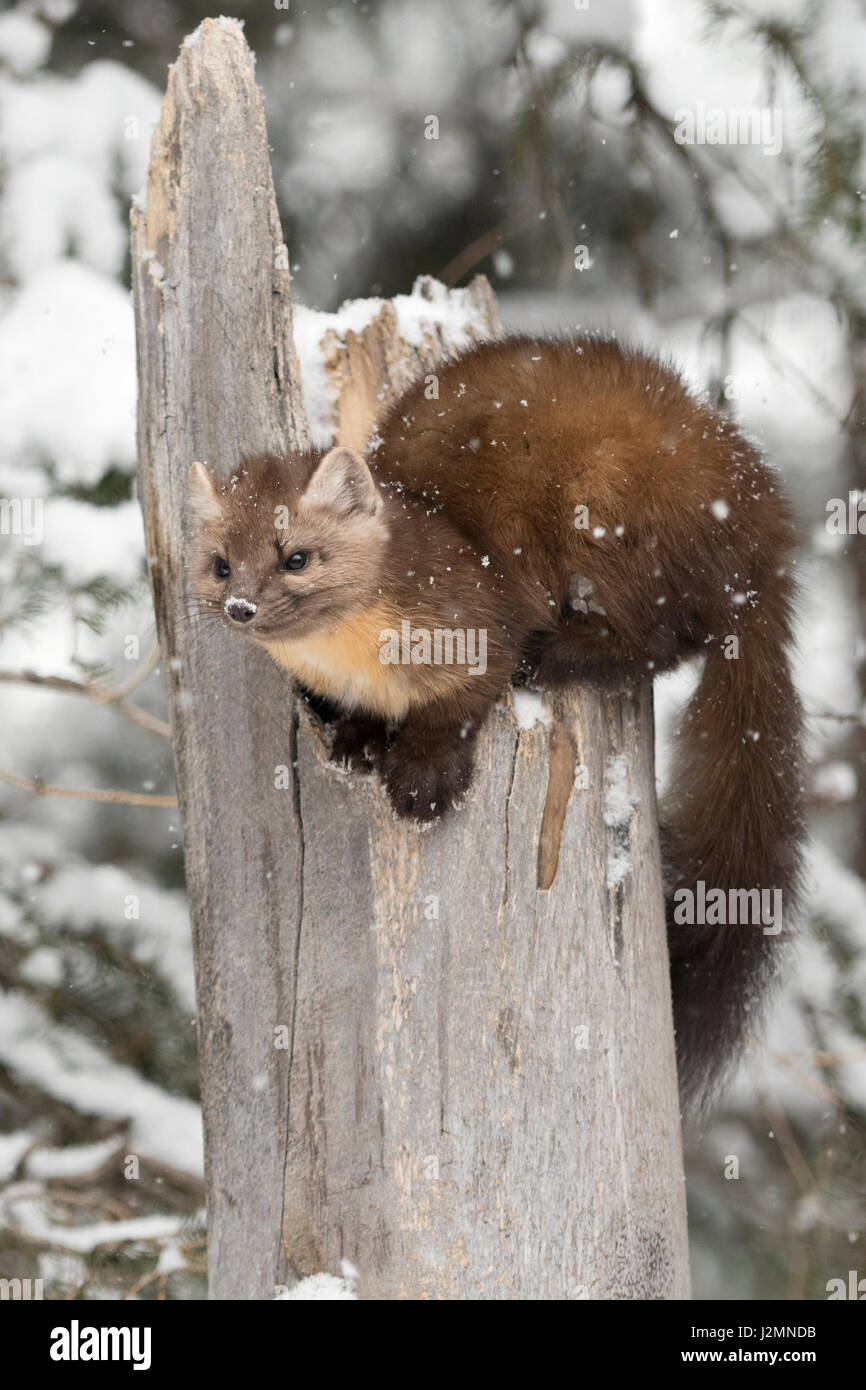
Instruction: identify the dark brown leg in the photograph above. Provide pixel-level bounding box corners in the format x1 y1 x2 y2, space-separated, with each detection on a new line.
329 714 392 772
524 613 682 688
382 695 493 822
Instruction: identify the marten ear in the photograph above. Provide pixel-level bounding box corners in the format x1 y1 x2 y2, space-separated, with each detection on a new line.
188 461 222 523
303 447 379 518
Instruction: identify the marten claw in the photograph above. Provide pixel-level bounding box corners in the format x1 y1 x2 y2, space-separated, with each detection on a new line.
383 743 473 823
329 719 389 773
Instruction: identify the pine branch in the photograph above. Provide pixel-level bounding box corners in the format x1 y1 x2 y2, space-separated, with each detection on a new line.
0 667 171 741
0 769 177 808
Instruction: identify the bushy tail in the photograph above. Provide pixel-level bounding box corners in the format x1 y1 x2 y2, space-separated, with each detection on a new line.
663 594 804 1114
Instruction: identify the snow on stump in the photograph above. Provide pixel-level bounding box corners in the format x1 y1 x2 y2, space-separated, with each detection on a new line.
132 18 690 1300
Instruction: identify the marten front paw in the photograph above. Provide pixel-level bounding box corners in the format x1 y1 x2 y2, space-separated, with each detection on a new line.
383 740 474 822
329 718 389 773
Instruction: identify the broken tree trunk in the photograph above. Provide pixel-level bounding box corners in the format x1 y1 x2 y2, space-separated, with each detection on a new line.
133 18 690 1300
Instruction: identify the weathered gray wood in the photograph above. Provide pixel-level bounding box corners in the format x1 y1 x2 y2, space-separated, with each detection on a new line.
132 17 308 1301
286 685 690 1299
134 18 691 1300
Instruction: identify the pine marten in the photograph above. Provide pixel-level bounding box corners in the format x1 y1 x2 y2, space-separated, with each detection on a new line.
188 335 804 1108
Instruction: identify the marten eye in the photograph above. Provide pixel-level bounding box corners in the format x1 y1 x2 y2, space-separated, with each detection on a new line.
284 550 309 572
214 556 230 579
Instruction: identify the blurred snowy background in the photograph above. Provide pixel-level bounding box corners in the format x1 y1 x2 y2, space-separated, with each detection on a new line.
0 0 864 1300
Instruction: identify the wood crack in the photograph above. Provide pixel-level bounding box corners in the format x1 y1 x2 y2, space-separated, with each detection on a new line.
537 699 578 890
278 693 306 1287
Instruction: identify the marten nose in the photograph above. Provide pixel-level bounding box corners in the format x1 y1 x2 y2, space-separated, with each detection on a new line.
225 596 257 625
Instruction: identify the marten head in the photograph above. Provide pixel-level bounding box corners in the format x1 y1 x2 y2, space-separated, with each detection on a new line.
187 448 388 641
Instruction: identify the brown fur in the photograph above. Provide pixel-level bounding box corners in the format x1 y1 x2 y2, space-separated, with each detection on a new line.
188 335 804 1109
